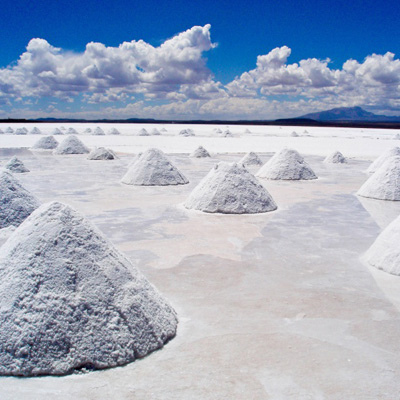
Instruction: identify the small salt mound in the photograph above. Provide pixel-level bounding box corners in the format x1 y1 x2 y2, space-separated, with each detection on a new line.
240 152 263 166
83 127 92 133
222 129 233 137
215 128 222 134
93 126 105 135
290 131 299 137
184 162 277 214
0 201 177 376
151 128 161 135
54 135 90 155
0 170 40 228
5 156 30 173
60 126 66 130
364 214 400 275
367 147 400 174
324 151 347 164
160 127 167 132
257 148 317 180
303 130 309 134
108 127 120 135
190 146 211 158
138 128 149 136
14 128 27 135
121 148 188 186
179 129 195 137
357 156 400 201
87 147 117 160
244 128 251 134
51 127 63 135
29 127 42 135
5 127 14 133
32 136 59 150
67 127 78 135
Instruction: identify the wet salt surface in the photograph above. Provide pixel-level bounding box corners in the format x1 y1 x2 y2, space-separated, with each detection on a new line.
1 148 400 398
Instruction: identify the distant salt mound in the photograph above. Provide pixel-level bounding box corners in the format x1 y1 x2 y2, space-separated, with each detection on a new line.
54 135 89 155
244 128 251 134
290 131 299 137
151 128 161 136
185 162 277 214
108 127 120 135
240 152 263 166
190 146 210 158
67 127 78 135
32 136 59 150
0 170 40 228
0 201 177 376
83 127 92 133
222 129 233 137
160 127 167 132
60 126 66 131
365 214 400 276
51 127 63 135
179 129 195 137
324 151 347 164
367 147 400 174
357 156 400 201
121 148 188 186
138 128 149 136
214 128 222 134
14 128 27 135
5 127 14 133
5 156 29 173
257 148 317 180
29 127 41 135
303 130 309 134
88 147 117 160
93 126 105 135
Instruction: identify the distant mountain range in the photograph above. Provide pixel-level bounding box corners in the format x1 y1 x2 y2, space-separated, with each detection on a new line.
298 106 400 122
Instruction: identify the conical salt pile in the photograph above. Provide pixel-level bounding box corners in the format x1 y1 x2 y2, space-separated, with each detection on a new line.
256 148 317 180
32 136 59 150
185 162 277 214
138 128 149 136
121 148 188 186
83 127 92 133
290 131 299 137
190 146 210 158
29 127 42 135
108 127 120 135
160 127 167 132
364 214 400 275
357 156 400 200
51 127 63 135
93 126 105 135
179 129 195 137
222 129 233 137
151 128 161 136
240 152 263 166
67 127 78 135
215 128 222 134
367 147 400 174
14 128 27 135
324 151 347 164
5 127 14 133
244 128 251 134
5 156 30 173
0 170 40 228
54 135 90 155
87 147 117 160
0 201 177 376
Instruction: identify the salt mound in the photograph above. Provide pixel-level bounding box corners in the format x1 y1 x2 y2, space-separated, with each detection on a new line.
0 170 40 228
51 128 63 135
29 127 42 135
67 127 78 135
5 127 14 133
60 126 66 131
32 136 59 150
5 156 29 173
151 128 160 135
190 146 210 158
357 156 400 200
0 201 177 376
324 151 347 164
290 131 299 137
256 148 317 180
179 129 195 137
121 148 188 186
108 127 120 135
93 126 105 135
244 128 251 134
364 214 400 275
222 129 233 137
215 128 222 134
160 127 167 132
87 147 117 160
367 147 400 173
14 128 27 135
184 162 277 214
138 128 149 136
240 152 263 166
83 127 92 133
54 135 89 155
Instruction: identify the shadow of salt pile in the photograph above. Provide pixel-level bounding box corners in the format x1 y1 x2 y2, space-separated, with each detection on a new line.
357 196 400 230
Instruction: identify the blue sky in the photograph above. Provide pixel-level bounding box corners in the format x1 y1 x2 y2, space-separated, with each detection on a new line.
0 0 399 119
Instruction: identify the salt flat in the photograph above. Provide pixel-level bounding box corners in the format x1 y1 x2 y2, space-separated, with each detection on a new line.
1 124 400 399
